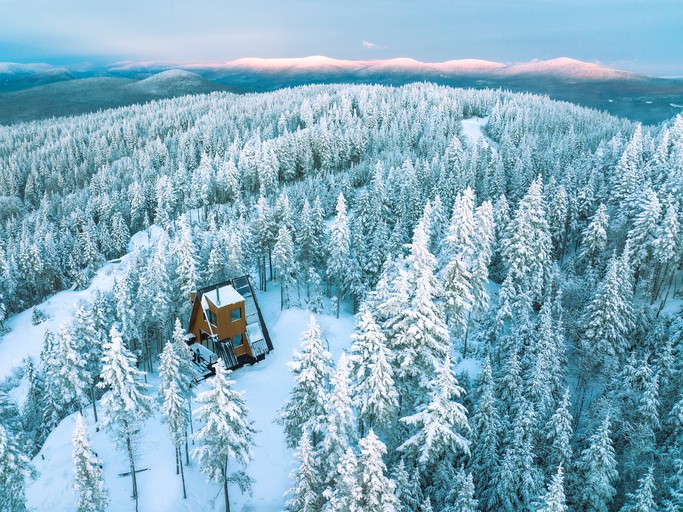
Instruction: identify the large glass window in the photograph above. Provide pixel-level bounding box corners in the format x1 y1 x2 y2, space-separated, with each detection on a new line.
205 309 217 327
232 334 243 348
231 307 242 322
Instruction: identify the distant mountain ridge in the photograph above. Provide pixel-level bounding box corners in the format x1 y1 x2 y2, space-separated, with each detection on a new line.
1 57 682 125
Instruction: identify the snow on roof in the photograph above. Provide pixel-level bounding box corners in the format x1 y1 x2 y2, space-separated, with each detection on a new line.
203 285 244 307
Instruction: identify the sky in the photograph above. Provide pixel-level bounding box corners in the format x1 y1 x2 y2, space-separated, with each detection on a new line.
1 0 682 76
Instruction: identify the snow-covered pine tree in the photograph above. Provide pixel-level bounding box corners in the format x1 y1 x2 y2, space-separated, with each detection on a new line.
273 224 295 310
536 465 567 512
575 414 618 512
175 215 199 307
393 216 450 394
442 255 473 339
545 389 574 474
391 458 423 512
619 467 656 512
581 251 635 373
627 185 662 275
279 315 333 448
71 302 103 422
0 424 31 512
492 397 543 512
323 447 363 512
99 326 153 512
72 413 108 512
501 176 552 303
319 353 357 481
469 357 500 509
470 199 495 318
327 193 352 318
358 430 400 512
580 203 609 266
193 361 256 512
652 200 681 304
285 430 324 512
442 467 478 512
159 340 190 498
399 355 470 469
349 310 398 435
55 322 91 413
662 458 683 512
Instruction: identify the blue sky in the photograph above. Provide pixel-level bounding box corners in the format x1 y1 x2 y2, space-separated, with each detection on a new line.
1 0 682 75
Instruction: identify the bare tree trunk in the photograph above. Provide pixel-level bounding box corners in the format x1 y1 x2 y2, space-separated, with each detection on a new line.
90 385 98 426
178 446 187 499
223 463 231 512
336 275 341 318
125 432 139 512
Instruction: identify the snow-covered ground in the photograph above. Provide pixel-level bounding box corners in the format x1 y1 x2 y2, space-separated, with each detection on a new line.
0 227 162 383
25 281 356 512
7 220 484 512
460 116 488 146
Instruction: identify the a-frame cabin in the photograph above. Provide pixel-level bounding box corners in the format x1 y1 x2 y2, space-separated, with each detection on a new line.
187 276 273 371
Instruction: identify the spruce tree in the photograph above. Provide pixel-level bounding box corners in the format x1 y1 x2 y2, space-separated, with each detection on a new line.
399 355 470 467
99 326 153 512
159 341 190 498
349 310 398 435
273 225 296 310
323 447 363 512
193 362 256 512
285 430 324 512
72 414 108 512
575 415 618 512
0 424 31 512
619 467 656 512
358 430 400 512
320 353 357 479
327 193 352 318
469 357 500 509
537 465 567 512
279 315 333 448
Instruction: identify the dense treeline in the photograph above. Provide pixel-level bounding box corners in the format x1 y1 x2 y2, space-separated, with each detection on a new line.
1 83 683 511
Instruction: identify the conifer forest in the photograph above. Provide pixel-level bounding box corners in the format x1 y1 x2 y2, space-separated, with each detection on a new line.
1 83 683 512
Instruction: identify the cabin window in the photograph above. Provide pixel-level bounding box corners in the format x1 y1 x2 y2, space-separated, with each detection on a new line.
205 309 217 327
231 307 242 322
232 334 243 348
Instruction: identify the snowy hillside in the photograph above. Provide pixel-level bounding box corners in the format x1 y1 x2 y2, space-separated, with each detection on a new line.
1 83 682 512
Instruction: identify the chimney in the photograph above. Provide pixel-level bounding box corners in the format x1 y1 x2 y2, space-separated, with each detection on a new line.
216 286 220 305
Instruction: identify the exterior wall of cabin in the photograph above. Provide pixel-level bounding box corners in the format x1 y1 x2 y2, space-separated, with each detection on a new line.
205 297 251 357
188 296 253 359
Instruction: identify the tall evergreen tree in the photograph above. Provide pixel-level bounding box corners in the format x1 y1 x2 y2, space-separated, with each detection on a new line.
279 315 333 448
72 414 108 512
327 193 352 318
193 361 256 512
537 465 567 512
575 415 618 512
358 430 400 512
0 424 31 512
349 310 399 435
399 355 470 468
99 326 153 512
285 430 324 512
619 467 656 512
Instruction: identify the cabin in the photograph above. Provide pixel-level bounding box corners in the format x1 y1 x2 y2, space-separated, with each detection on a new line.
187 276 273 373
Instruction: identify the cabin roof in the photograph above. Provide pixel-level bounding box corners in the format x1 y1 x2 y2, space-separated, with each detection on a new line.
203 284 244 308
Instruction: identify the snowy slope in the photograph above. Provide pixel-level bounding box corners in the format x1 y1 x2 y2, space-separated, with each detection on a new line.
25 282 356 512
0 228 162 382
